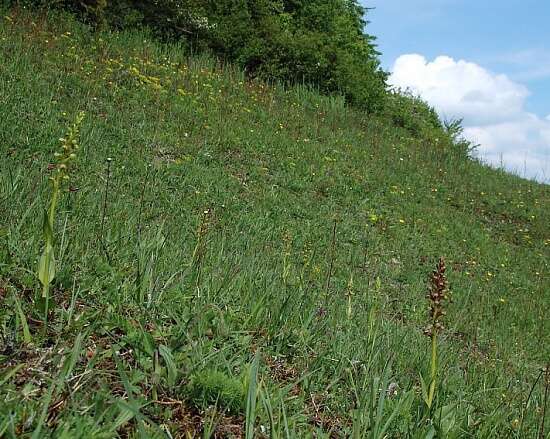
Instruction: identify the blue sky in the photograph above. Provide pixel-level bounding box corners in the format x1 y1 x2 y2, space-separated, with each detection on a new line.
361 0 550 182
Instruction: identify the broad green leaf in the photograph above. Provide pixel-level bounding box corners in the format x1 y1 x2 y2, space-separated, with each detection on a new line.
419 373 430 407
38 244 56 288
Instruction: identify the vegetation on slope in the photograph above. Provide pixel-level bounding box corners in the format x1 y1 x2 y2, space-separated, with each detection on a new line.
8 0 391 113
0 7 549 438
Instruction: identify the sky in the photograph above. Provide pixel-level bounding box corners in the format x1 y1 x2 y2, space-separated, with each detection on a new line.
361 0 550 183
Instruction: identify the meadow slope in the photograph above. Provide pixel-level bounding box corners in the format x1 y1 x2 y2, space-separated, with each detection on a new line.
0 8 549 438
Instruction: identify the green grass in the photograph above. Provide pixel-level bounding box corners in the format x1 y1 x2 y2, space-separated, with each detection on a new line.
0 7 549 438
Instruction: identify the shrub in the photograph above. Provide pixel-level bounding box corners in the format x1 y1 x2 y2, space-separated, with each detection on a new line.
384 89 442 136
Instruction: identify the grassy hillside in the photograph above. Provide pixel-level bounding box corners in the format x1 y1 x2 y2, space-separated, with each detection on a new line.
1 8 549 438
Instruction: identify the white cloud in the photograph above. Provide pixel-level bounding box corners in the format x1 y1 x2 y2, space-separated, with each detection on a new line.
389 54 550 182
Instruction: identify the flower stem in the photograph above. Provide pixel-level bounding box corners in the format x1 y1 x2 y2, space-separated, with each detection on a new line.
428 330 437 408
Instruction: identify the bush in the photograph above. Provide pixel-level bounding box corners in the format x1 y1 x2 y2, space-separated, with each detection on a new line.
442 118 477 158
384 89 442 137
383 89 475 158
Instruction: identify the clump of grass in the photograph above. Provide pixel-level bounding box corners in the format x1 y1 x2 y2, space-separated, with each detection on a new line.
37 111 84 323
187 369 246 414
421 257 451 409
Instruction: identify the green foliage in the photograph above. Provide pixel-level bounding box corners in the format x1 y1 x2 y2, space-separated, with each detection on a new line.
200 0 388 111
11 0 388 112
0 8 548 437
187 369 246 414
37 112 84 321
245 350 260 438
384 89 442 136
443 117 477 157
